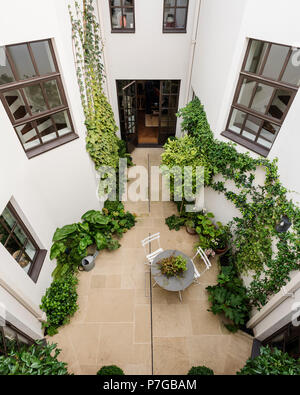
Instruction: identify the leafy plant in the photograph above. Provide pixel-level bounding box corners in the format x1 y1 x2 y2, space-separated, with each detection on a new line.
195 212 224 250
50 202 136 280
157 255 187 277
40 274 78 336
168 97 300 309
187 366 214 375
0 341 69 375
69 0 119 170
165 215 186 231
237 346 300 375
97 365 125 375
161 134 213 202
206 263 251 333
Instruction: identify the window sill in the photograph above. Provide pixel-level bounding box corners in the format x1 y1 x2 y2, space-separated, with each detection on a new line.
111 29 135 34
26 133 79 159
163 29 187 34
221 130 269 157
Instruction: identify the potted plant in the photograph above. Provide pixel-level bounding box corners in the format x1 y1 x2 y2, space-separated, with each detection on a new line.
215 226 230 255
185 219 197 235
157 255 187 278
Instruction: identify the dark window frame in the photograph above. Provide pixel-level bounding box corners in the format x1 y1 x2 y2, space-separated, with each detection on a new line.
0 39 78 159
109 0 135 33
222 39 300 157
163 0 189 33
0 320 35 357
0 202 46 283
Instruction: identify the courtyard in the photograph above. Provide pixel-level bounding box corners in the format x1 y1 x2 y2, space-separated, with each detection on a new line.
50 148 253 375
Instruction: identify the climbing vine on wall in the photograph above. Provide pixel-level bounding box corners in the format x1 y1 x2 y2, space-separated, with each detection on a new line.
177 97 300 309
69 0 119 169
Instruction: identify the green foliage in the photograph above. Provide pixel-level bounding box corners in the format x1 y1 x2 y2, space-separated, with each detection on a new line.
165 215 186 231
97 365 125 375
50 202 136 280
40 275 78 336
0 341 69 375
174 97 300 309
157 254 188 277
161 135 213 201
165 209 228 251
206 260 251 332
237 346 300 375
69 0 119 170
187 366 214 375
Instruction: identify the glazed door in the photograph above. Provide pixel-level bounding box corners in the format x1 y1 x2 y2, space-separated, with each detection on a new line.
122 81 138 153
158 80 181 145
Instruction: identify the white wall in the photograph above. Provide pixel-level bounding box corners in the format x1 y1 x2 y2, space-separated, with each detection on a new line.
191 0 300 338
0 0 99 338
192 0 300 212
98 0 197 137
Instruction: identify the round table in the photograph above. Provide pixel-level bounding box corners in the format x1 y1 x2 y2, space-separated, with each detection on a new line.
151 250 195 301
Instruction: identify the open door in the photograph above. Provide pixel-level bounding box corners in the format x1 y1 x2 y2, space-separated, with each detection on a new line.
122 81 138 153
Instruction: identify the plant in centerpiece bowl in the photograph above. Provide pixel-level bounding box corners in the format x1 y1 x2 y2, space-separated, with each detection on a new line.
157 255 188 278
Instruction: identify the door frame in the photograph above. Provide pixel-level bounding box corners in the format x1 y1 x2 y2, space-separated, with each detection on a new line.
116 79 181 148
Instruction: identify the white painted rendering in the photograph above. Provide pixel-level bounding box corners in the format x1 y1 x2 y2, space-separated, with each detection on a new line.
0 0 99 338
0 0 299 342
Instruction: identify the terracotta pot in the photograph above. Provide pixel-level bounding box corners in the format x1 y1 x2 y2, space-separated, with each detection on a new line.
215 245 228 255
186 225 197 235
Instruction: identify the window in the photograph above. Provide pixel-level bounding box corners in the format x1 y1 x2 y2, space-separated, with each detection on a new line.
0 202 46 282
223 39 300 157
163 0 189 33
0 321 34 357
109 0 135 32
0 40 77 158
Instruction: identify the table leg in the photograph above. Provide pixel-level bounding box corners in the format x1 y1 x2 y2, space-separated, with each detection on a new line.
178 291 182 302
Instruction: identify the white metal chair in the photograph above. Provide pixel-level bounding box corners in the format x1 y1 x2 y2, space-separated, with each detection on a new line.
191 247 212 283
141 232 163 266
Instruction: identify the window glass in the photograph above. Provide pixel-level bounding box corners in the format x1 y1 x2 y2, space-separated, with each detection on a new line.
0 47 15 85
4 90 30 120
164 9 176 29
23 84 47 114
281 50 300 86
175 8 187 29
237 79 256 107
0 204 41 278
251 83 274 114
44 80 62 108
36 116 57 143
16 122 40 150
242 115 263 141
244 40 268 74
268 89 292 120
30 41 56 75
8 44 36 80
262 44 289 80
52 111 72 136
123 8 134 29
228 109 246 134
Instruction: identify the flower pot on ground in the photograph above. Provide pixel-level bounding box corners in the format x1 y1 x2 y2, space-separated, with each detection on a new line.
185 219 197 235
215 226 230 255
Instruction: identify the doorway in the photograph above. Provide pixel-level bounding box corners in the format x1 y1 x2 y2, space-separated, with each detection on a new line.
116 80 181 152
